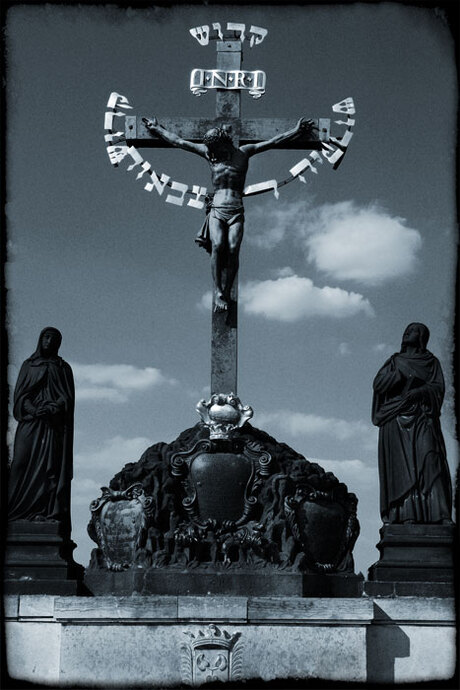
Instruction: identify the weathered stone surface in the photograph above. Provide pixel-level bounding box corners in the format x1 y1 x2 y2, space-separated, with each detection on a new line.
178 596 247 620
366 622 456 684
5 621 61 685
19 594 56 618
371 597 455 622
85 569 364 597
55 595 178 620
248 596 373 621
364 580 455 598
84 568 145 596
59 624 184 687
247 624 367 683
3 595 19 618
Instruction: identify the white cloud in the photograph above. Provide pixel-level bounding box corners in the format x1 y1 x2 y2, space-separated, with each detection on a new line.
245 199 422 286
76 386 129 403
272 266 296 279
257 410 375 443
240 274 374 321
256 410 377 454
373 342 393 357
74 435 153 472
198 291 213 311
71 362 176 403
71 477 103 507
246 202 307 249
303 201 422 285
338 342 351 356
310 457 377 488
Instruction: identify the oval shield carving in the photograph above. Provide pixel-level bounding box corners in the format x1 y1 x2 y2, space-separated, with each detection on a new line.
296 499 347 565
191 453 253 522
89 484 154 570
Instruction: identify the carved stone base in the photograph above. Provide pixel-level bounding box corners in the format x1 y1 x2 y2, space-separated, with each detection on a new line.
84 568 364 597
4 520 84 595
367 523 456 583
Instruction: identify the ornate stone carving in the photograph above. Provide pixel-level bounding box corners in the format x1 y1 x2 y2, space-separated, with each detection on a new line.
170 438 272 562
88 423 360 575
88 483 154 571
284 486 359 572
180 624 243 686
196 393 253 439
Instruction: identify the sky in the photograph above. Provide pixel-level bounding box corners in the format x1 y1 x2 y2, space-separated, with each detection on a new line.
5 1 458 576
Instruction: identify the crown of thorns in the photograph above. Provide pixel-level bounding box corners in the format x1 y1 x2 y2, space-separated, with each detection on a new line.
203 127 231 147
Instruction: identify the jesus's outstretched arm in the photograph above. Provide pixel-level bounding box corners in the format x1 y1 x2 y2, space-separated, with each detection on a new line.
142 117 207 158
240 118 317 157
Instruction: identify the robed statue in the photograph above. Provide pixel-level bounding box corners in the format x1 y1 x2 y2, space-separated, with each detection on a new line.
372 322 452 524
8 327 75 533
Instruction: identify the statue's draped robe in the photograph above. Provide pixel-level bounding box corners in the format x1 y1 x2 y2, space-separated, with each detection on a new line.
372 350 452 523
8 344 75 532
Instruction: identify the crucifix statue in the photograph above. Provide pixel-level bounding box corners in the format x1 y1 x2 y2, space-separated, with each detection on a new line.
110 27 350 395
142 115 315 312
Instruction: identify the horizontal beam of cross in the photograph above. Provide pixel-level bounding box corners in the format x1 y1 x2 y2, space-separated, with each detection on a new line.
125 116 330 149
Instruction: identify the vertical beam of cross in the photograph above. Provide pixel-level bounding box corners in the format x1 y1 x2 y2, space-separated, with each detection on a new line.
211 39 242 396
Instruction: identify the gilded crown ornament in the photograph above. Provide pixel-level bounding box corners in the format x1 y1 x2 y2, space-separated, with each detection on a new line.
196 393 253 439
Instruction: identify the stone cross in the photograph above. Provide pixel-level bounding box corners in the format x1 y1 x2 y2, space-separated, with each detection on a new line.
125 33 330 395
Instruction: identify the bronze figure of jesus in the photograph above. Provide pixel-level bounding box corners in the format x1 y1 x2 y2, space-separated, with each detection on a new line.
143 117 315 311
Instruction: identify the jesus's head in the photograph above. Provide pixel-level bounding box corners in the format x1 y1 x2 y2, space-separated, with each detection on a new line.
203 127 233 160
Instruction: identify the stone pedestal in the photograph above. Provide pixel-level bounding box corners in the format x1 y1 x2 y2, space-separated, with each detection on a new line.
4 521 84 595
84 569 364 597
367 523 456 596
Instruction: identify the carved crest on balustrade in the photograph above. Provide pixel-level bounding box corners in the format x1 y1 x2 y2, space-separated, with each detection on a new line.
180 624 243 686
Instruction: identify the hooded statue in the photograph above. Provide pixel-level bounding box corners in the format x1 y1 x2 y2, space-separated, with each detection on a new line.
8 327 75 533
372 323 452 524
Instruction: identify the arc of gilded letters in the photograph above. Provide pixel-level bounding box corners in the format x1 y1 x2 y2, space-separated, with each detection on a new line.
104 92 356 207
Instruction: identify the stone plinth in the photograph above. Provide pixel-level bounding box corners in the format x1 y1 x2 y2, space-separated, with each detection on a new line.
3 594 456 687
4 521 84 595
368 523 456 584
84 569 364 597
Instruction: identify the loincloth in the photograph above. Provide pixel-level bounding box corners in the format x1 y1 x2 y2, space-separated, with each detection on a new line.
195 204 245 255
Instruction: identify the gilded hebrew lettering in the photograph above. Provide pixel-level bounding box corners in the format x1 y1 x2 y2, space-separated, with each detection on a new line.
145 171 171 195
106 92 133 110
125 147 144 172
166 180 188 206
106 145 130 166
190 25 210 46
212 22 223 40
332 97 356 115
104 111 125 131
136 161 151 180
226 22 246 42
104 131 125 144
249 25 268 47
187 185 207 209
